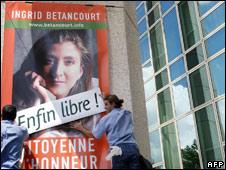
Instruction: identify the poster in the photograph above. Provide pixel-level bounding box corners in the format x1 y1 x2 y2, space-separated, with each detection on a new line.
1 1 110 169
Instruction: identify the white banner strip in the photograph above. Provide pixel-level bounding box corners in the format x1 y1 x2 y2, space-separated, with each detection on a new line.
15 87 105 134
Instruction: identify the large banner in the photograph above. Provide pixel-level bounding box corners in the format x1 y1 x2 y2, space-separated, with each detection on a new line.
1 1 110 169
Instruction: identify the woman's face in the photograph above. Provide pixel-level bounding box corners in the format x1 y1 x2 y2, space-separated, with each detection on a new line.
42 41 83 99
104 100 115 113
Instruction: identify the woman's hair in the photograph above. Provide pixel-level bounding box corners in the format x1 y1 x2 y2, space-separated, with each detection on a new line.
13 30 93 110
104 95 124 108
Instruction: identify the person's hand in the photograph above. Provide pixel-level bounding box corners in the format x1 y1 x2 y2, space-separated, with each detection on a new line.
99 92 106 99
65 120 94 138
66 121 84 131
25 71 56 102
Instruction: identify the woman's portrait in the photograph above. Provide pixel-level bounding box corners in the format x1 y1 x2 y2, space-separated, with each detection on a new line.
12 29 100 137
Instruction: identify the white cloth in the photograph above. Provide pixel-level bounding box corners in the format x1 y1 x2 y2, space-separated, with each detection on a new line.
105 146 122 160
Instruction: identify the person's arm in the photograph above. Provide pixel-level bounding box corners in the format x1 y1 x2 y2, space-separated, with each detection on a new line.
69 121 94 138
19 147 25 168
21 126 29 140
19 128 29 168
92 116 108 139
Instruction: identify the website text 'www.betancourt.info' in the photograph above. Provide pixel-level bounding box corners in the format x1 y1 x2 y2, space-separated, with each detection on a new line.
29 22 84 28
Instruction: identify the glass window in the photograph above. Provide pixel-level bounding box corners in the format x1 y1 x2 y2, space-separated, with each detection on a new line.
161 123 180 169
198 1 219 16
177 115 201 169
148 5 160 27
172 78 191 116
161 1 174 14
216 99 225 141
170 58 185 81
189 66 211 107
150 22 166 72
186 45 204 70
142 61 154 82
178 1 200 50
146 97 158 129
158 88 173 124
138 18 147 36
209 53 225 97
201 3 225 36
144 78 156 100
136 3 145 22
163 8 182 62
155 69 168 90
139 34 151 64
205 27 225 58
195 105 223 168
146 1 157 12
150 130 162 164
136 1 142 7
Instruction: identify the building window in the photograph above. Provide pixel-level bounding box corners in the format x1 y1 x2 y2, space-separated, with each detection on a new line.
205 27 225 58
161 123 180 168
186 45 204 70
136 1 143 8
139 34 151 64
148 5 160 27
195 105 223 169
138 17 147 36
149 130 162 164
170 58 185 81
146 97 158 129
178 1 200 50
209 53 225 97
172 78 191 116
216 99 225 141
146 1 158 12
155 69 168 91
142 61 154 82
157 88 173 123
144 78 156 99
177 114 201 169
201 3 225 36
189 66 211 107
136 3 145 22
163 8 182 62
198 1 219 16
160 1 174 14
149 22 166 72
135 1 225 169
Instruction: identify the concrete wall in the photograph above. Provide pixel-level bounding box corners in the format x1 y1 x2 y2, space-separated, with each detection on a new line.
123 1 150 159
1 1 150 159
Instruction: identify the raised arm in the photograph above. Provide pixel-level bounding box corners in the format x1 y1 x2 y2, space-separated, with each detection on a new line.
68 121 94 138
